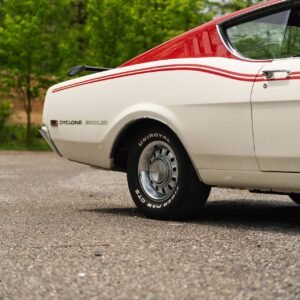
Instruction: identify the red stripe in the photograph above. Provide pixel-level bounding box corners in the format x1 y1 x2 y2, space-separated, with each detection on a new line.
175 64 258 77
54 64 259 93
53 64 260 93
52 64 298 93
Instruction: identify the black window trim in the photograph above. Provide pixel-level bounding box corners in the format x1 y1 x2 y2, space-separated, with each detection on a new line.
217 0 300 61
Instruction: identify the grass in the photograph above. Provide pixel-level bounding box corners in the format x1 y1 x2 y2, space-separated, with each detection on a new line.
0 124 50 151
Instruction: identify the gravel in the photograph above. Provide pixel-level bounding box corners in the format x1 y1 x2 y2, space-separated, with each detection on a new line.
0 151 299 300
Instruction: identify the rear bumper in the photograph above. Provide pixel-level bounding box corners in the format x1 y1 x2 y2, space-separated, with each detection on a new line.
39 126 62 157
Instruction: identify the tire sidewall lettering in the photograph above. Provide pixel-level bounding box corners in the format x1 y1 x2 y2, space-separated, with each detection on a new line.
138 133 170 148
135 186 179 209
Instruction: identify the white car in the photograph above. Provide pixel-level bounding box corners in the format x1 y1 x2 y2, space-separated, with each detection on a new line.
41 0 300 219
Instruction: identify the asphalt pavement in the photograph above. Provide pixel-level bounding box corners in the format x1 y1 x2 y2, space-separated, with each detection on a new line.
0 151 300 300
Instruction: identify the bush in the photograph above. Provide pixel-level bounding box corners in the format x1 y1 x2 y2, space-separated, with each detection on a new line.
0 100 13 128
0 124 50 151
0 101 49 150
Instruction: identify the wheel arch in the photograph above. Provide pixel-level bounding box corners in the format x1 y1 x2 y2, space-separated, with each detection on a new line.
110 117 203 182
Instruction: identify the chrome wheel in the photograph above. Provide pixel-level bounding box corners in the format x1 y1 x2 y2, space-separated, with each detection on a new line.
138 141 178 202
127 126 211 219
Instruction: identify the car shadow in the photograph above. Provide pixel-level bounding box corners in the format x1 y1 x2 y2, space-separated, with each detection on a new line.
83 199 300 234
194 199 300 234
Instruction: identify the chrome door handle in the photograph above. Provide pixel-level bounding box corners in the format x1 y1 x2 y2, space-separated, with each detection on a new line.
262 69 291 79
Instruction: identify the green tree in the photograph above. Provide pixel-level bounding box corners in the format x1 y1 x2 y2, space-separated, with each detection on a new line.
86 0 214 67
124 0 213 61
0 0 70 142
0 0 262 147
58 0 90 69
86 0 132 67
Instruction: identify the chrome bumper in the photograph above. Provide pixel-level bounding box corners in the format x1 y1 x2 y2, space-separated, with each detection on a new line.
39 126 62 157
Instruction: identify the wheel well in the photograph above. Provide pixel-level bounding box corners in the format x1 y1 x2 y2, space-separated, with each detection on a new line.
111 119 177 172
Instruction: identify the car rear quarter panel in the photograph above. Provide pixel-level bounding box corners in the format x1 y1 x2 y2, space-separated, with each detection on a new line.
44 57 262 174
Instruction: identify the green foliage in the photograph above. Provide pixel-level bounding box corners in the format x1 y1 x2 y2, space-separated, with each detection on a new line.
0 124 49 151
0 0 257 149
234 36 280 59
0 0 71 141
0 101 13 129
86 0 214 67
0 0 260 72
281 26 300 57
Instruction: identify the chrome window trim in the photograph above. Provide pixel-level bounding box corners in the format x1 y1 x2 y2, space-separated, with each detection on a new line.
216 24 254 61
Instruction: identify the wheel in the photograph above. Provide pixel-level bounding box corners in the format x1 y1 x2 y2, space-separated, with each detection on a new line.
127 125 211 220
289 193 300 205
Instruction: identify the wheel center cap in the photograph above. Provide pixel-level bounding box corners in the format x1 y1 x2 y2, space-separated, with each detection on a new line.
149 158 168 184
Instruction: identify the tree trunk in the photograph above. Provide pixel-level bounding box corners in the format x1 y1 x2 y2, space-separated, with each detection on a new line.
25 74 32 144
25 101 31 144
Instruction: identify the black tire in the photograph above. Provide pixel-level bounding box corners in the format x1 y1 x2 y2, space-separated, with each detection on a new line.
127 125 211 220
289 193 300 205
